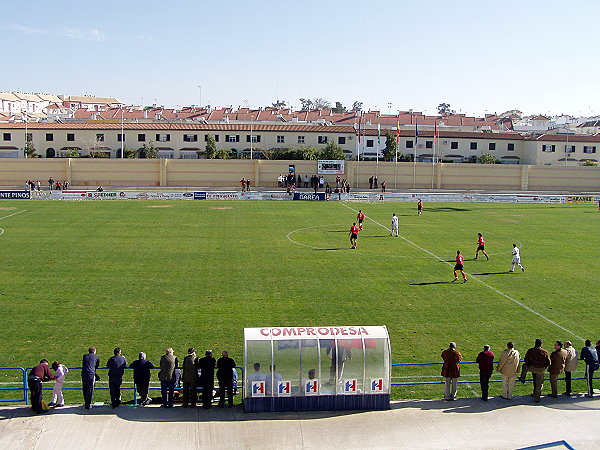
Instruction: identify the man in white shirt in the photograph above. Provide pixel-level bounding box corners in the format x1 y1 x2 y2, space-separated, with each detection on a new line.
265 365 282 396
248 362 267 383
390 213 399 237
509 244 524 272
563 341 578 395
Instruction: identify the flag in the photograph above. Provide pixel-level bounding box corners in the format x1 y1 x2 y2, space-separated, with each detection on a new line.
396 121 401 141
377 123 380 145
434 121 438 144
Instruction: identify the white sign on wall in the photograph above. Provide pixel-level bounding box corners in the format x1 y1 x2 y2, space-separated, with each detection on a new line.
318 160 345 174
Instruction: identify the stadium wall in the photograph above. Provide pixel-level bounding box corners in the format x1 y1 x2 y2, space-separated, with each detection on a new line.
0 159 598 191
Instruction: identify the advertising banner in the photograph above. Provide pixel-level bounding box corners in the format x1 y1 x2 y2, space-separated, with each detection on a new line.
565 195 595 204
293 192 325 201
206 192 240 200
317 160 345 175
0 190 30 199
193 192 207 200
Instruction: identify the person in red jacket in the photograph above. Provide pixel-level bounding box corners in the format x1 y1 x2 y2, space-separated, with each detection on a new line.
349 223 359 249
474 233 489 260
28 359 55 413
441 342 462 401
356 210 365 230
476 345 495 401
452 251 467 283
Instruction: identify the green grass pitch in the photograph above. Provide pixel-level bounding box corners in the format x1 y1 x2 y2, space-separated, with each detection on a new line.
0 199 598 402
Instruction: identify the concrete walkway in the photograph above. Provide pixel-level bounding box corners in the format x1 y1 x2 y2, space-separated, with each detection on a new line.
1 395 598 449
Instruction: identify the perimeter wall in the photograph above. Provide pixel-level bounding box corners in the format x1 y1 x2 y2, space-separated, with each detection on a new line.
0 159 598 191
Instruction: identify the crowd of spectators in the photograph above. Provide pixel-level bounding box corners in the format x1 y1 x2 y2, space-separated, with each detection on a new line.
24 177 69 191
27 346 238 413
441 339 599 403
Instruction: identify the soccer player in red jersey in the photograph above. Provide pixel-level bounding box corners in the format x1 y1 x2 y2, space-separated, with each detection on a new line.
453 250 467 282
474 233 489 260
417 200 423 216
356 210 365 230
349 223 359 249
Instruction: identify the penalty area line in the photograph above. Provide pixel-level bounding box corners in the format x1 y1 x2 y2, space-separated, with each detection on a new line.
339 202 584 341
0 210 27 221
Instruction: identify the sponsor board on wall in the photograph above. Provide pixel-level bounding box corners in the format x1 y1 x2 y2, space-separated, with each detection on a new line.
193 192 207 200
293 192 326 201
30 191 54 199
317 160 345 175
0 190 31 199
565 195 595 204
206 192 239 200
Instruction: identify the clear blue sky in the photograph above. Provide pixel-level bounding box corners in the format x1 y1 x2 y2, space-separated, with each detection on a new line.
3 0 599 116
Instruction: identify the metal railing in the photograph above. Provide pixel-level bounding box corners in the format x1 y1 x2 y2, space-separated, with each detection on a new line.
391 361 597 386
0 366 244 406
1 362 597 405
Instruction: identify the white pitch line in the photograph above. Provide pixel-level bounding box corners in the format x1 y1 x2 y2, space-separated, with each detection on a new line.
340 202 584 341
0 210 27 221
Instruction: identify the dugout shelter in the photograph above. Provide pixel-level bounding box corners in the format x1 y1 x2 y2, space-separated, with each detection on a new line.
243 325 391 412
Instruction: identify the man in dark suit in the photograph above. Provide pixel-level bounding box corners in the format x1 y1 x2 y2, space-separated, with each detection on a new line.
82 347 99 410
198 350 216 409
216 350 236 408
106 347 128 409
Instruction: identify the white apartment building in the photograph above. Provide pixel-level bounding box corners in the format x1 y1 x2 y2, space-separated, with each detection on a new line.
0 123 597 166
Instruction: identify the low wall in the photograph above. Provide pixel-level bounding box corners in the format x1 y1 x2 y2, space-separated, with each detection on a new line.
0 159 598 192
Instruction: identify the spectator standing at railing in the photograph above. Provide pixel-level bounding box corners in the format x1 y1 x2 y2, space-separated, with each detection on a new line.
476 345 495 401
580 339 599 398
159 348 178 408
563 341 577 396
28 359 55 413
81 347 99 410
496 342 520 400
107 347 128 409
441 342 462 401
49 361 68 407
519 339 550 403
130 352 154 406
198 350 216 409
548 341 567 398
217 350 236 408
182 348 199 408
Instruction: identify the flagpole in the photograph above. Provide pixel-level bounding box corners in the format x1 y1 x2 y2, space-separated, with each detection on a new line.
431 121 436 189
376 123 380 180
394 120 400 189
412 119 417 189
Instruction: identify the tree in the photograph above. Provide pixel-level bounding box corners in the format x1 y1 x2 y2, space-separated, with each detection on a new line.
64 148 80 158
352 101 363 112
299 98 313 111
437 103 452 116
299 146 320 160
271 99 287 109
321 142 345 160
124 148 137 158
382 131 397 161
332 101 347 114
90 150 109 158
214 148 232 159
143 141 158 159
24 141 37 158
205 134 217 159
313 98 331 109
583 160 598 166
478 153 500 164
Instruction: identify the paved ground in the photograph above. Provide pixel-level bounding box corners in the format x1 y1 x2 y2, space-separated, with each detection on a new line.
1 395 598 449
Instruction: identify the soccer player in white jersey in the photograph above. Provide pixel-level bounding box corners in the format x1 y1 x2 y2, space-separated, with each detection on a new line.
509 243 524 272
390 213 399 237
